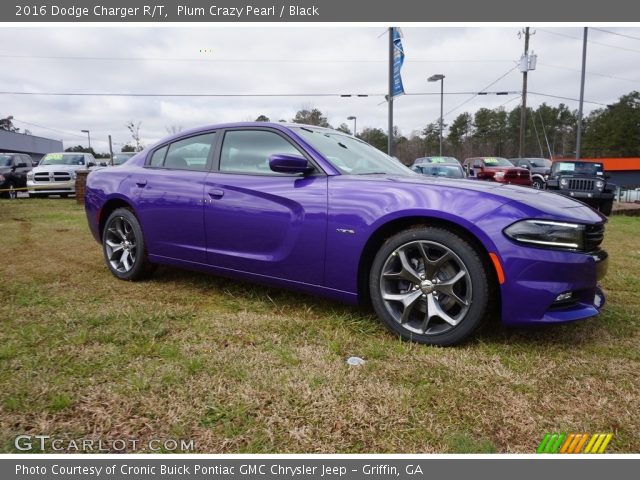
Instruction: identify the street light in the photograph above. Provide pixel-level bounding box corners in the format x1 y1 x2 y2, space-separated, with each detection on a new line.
428 74 445 156
347 116 357 136
81 129 91 150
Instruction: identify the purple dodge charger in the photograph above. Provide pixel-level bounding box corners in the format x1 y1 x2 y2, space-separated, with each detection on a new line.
85 123 608 346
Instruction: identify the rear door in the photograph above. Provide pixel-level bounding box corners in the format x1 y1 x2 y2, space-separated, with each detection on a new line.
203 128 328 286
132 131 218 264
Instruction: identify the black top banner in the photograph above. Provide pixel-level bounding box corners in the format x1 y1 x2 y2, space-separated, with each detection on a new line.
4 0 640 22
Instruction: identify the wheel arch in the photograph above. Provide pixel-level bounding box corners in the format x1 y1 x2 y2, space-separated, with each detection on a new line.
98 197 136 240
357 214 502 310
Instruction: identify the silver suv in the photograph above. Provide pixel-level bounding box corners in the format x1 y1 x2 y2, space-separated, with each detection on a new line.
27 152 96 198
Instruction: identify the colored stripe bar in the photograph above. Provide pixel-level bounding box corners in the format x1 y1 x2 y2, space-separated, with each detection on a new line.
597 434 613 453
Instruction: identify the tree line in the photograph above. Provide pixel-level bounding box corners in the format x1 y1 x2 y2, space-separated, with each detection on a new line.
3 90 638 163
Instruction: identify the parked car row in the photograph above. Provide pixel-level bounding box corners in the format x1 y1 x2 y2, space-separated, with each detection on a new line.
409 155 615 215
0 151 137 199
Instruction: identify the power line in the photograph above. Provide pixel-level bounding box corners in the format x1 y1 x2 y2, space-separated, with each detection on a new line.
0 53 514 64
592 28 640 42
528 91 607 106
0 90 520 98
538 28 640 55
11 118 87 140
537 62 640 85
443 66 518 118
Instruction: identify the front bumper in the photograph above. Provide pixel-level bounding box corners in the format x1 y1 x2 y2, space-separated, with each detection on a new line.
27 180 75 194
495 244 608 326
558 190 614 202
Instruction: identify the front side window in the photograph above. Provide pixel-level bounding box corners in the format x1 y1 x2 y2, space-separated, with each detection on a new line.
0 155 14 167
219 130 302 175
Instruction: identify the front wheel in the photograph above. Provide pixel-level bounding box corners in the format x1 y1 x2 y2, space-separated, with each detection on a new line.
531 178 545 190
369 227 491 346
598 200 613 216
102 208 154 281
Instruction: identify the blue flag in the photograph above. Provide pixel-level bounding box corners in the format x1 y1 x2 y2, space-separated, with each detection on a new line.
392 27 405 97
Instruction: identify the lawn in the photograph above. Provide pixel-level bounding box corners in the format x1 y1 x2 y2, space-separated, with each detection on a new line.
0 199 638 453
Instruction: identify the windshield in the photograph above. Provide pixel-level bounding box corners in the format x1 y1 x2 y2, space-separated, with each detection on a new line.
552 161 604 176
416 164 464 178
112 153 135 165
483 157 513 167
529 158 552 168
293 127 413 175
0 155 13 167
41 153 85 166
418 156 458 164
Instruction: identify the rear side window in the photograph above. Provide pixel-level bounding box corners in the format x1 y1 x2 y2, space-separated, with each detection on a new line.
219 130 301 175
149 146 168 167
148 133 215 170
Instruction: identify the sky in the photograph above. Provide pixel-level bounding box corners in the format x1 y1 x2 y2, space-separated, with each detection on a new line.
1 26 640 153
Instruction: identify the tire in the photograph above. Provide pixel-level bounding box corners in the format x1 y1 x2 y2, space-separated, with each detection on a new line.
531 178 545 190
599 200 613 216
1 182 16 199
369 227 490 346
28 192 39 199
102 208 154 281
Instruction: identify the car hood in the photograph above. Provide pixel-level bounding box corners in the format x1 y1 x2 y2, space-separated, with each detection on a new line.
31 164 86 173
0 166 12 174
347 174 605 223
484 166 529 173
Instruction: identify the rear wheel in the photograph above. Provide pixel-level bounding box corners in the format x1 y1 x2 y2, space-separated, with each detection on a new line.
369 227 490 346
103 208 154 281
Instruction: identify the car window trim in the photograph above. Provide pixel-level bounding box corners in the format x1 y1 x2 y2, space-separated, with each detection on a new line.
212 127 327 177
144 130 220 172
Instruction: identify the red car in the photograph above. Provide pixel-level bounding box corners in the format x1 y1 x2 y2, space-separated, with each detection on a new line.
463 157 532 186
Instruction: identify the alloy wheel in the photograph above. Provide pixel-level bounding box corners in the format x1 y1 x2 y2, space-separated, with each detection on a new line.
379 240 472 336
104 216 137 273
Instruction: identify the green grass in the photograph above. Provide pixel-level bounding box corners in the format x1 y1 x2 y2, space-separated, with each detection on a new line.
0 199 638 453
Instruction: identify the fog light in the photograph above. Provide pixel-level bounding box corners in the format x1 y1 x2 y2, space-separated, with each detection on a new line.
555 292 573 302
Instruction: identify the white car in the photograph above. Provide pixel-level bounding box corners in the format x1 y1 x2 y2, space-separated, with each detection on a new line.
27 152 97 198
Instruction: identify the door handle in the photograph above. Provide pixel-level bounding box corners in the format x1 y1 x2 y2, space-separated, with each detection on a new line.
208 189 224 199
135 179 147 187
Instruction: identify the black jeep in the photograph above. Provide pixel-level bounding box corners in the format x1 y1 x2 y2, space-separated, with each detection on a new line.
545 160 615 216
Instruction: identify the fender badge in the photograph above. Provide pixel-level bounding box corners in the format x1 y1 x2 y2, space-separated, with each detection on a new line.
336 228 355 235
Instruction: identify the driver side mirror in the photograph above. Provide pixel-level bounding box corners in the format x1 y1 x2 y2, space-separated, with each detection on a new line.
87 162 96 168
269 154 314 175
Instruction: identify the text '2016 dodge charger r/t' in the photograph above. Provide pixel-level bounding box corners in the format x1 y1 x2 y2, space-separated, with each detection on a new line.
84 123 608 346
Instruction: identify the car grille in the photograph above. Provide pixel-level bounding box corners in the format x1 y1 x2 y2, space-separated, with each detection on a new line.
33 172 72 182
584 223 605 252
568 179 594 191
505 170 530 179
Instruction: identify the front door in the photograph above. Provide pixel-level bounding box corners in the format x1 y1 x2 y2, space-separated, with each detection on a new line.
203 129 328 286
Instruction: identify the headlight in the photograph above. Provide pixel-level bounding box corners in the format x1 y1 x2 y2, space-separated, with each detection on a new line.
70 171 77 179
560 178 568 187
0 174 5 182
494 171 505 181
27 172 34 180
544 174 549 180
504 220 585 251
596 180 604 189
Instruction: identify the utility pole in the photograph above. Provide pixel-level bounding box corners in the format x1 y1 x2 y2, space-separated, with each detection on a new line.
576 27 588 160
108 135 114 166
388 27 394 156
518 27 530 158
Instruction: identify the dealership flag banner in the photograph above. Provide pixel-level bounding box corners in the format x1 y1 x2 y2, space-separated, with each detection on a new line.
392 27 405 97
